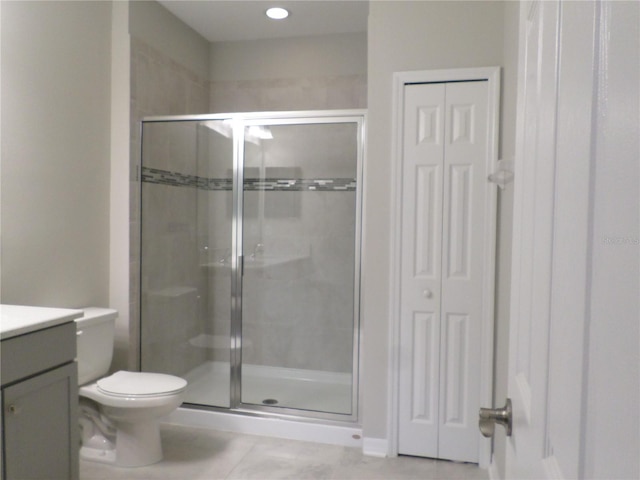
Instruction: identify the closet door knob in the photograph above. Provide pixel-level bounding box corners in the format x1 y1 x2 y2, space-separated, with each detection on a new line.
422 289 433 298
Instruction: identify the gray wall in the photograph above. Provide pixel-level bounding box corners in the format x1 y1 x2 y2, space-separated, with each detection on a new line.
209 32 366 82
363 0 511 447
1 1 112 308
129 0 210 80
209 33 366 112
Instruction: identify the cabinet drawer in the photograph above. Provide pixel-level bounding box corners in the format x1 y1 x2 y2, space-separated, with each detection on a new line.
1 322 76 386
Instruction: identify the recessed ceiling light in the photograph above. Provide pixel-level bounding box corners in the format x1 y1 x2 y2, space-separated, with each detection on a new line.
266 7 289 20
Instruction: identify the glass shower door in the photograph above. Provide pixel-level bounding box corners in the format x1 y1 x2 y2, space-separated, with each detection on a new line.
191 119 235 408
239 120 360 415
140 118 234 409
140 112 363 420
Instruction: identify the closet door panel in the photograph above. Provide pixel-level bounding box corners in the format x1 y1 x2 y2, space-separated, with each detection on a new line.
438 80 488 462
399 80 491 462
398 83 445 457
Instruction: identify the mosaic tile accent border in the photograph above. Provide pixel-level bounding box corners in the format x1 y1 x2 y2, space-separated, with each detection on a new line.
142 167 356 192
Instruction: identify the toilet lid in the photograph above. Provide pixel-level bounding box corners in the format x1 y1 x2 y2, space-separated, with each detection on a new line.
97 371 187 397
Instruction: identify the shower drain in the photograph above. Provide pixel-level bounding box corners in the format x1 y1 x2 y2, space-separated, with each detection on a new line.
262 398 279 405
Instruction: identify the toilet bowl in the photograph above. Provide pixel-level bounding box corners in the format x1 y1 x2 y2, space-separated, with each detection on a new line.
76 308 187 467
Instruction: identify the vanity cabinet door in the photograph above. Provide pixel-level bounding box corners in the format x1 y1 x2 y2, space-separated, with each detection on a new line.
3 362 79 480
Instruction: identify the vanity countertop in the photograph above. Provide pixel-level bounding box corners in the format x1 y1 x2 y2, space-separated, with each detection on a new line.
0 304 83 340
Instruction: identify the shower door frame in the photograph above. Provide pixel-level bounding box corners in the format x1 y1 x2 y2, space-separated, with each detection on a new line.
139 110 366 424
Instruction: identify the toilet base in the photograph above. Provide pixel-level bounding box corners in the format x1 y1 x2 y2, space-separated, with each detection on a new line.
115 420 163 467
80 420 163 467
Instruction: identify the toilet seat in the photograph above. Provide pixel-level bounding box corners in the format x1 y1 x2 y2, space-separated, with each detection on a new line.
97 371 187 398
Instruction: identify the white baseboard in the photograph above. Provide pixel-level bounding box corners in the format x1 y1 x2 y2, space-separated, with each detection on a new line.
362 437 389 457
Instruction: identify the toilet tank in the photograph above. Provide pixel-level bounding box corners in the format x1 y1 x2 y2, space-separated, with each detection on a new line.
75 307 117 385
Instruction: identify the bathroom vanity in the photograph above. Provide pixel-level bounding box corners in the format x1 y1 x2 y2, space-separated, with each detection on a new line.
1 305 83 480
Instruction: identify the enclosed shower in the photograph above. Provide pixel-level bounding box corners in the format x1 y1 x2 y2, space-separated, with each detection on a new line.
139 111 364 422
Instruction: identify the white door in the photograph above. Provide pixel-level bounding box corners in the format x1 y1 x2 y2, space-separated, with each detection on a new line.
505 1 601 477
505 2 559 476
398 80 491 462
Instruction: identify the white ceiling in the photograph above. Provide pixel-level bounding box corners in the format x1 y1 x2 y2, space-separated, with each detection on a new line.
157 0 369 43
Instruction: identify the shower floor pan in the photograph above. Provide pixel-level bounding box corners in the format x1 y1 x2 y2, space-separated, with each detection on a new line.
183 360 352 415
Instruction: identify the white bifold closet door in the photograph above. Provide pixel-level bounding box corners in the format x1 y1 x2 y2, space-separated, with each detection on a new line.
398 81 489 462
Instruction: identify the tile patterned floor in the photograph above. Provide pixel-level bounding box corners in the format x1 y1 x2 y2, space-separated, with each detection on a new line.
80 424 489 480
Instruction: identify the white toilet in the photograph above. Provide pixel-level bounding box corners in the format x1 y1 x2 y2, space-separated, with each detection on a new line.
75 307 187 467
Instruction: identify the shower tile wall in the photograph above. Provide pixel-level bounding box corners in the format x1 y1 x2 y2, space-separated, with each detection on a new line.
141 121 359 375
131 37 209 373
200 122 359 375
199 189 356 374
240 191 356 373
209 75 367 113
133 32 366 381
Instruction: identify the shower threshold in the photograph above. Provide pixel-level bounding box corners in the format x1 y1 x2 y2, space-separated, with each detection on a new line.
182 360 352 415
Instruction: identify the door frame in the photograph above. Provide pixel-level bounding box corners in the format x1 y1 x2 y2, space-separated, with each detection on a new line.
388 67 500 467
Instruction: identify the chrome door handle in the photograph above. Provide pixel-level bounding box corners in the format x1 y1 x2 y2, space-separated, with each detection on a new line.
479 398 512 437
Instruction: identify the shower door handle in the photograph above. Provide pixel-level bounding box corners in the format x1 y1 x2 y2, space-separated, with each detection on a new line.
238 255 244 276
